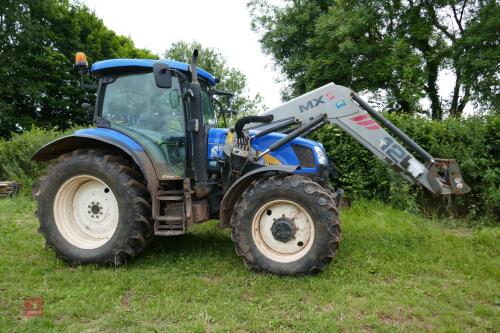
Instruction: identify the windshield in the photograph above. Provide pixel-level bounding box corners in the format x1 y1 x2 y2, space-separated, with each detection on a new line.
101 72 184 137
101 72 186 177
201 84 216 126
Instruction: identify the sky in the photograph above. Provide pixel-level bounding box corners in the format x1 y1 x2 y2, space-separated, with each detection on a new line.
81 0 285 109
81 0 472 116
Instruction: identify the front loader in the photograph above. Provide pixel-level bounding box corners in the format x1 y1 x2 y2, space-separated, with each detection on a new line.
32 51 469 275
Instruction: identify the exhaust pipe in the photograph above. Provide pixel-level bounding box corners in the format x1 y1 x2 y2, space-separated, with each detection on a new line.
189 49 211 198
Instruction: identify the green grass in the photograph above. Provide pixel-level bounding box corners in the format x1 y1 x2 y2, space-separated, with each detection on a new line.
0 197 498 332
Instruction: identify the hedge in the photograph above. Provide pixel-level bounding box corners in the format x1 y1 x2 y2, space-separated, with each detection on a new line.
0 127 73 195
0 114 498 220
313 113 499 219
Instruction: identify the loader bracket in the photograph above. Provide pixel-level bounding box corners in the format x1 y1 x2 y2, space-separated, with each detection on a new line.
427 159 470 195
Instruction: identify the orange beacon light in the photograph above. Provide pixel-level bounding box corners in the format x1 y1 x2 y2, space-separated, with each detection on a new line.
75 52 88 68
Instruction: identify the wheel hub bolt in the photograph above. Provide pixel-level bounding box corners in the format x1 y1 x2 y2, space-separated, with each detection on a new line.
271 217 296 243
91 203 101 215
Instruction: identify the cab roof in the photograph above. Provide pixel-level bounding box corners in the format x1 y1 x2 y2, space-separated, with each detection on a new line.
90 59 217 85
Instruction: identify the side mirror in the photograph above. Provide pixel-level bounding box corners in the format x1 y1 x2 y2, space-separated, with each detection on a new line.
169 90 180 108
224 109 238 116
81 102 91 112
153 62 172 88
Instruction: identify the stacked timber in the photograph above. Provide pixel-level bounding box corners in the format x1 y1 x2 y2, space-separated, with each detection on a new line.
0 181 19 198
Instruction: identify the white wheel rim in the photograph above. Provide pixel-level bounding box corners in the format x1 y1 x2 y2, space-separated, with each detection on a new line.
53 175 119 249
251 199 315 263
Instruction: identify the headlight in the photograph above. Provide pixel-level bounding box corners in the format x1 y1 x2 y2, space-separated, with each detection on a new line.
313 146 328 165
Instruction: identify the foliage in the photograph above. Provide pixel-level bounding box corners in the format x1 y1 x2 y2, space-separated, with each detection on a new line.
456 0 500 111
1 112 497 219
0 0 157 139
1 197 498 331
164 41 265 118
313 113 500 219
249 0 499 119
0 127 72 194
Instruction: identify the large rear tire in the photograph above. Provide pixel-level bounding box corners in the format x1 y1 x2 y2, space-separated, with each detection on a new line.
231 174 341 275
33 149 153 266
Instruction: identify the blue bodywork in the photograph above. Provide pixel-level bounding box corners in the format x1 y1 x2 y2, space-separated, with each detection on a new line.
88 60 326 176
73 127 326 176
75 128 145 152
208 128 327 175
91 59 217 85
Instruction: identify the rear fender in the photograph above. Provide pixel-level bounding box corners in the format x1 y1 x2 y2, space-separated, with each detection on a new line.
219 165 298 228
32 128 159 195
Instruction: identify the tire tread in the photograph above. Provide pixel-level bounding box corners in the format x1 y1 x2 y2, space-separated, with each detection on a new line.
35 149 153 266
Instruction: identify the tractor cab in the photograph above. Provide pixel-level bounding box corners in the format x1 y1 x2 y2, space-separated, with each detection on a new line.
90 58 218 180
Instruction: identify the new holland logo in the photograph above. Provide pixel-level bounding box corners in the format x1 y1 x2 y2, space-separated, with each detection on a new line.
210 144 224 158
299 95 325 113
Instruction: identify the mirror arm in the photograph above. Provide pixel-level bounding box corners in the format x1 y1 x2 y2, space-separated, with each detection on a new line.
210 89 234 97
211 97 228 127
77 68 97 90
83 84 98 90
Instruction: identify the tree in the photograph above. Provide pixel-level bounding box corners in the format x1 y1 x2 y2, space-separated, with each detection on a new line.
0 0 157 139
249 0 499 119
164 41 265 116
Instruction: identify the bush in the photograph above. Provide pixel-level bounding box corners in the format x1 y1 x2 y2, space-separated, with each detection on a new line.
0 115 498 220
0 127 72 195
313 114 499 220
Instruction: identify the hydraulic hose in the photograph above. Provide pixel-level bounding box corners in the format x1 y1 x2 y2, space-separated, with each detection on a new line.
234 115 274 139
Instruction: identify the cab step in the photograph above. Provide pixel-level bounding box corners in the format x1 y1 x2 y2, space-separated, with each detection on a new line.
156 216 183 222
153 179 192 236
154 229 184 236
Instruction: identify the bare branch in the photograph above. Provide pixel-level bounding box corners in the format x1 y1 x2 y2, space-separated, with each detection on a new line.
450 71 461 116
425 3 456 41
436 20 457 40
460 0 467 22
451 3 465 35
457 88 470 116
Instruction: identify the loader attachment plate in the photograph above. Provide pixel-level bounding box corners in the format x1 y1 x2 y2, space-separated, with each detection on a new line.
427 159 470 195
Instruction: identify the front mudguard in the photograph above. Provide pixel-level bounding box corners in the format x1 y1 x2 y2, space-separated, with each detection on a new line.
219 165 298 228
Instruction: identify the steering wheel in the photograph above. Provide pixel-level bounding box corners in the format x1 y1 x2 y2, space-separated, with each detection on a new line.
159 136 185 166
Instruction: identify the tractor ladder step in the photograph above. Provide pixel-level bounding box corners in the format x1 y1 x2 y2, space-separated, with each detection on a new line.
155 222 184 236
153 180 192 236
156 216 183 222
157 195 183 201
154 229 184 236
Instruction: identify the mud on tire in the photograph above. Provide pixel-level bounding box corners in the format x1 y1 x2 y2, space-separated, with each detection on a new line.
231 174 341 275
33 149 153 266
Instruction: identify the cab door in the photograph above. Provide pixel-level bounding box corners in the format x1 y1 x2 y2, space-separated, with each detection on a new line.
99 71 186 180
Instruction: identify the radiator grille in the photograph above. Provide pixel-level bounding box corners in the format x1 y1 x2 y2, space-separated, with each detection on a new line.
291 144 316 168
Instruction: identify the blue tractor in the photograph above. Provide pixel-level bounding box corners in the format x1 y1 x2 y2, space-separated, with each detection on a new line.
33 51 469 275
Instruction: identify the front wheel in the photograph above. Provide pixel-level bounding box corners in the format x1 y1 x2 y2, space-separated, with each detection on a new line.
231 175 341 275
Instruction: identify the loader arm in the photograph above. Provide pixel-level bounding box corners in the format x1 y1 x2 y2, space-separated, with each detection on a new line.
257 83 470 195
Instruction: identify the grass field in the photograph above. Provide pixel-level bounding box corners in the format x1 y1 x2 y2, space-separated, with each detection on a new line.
0 196 498 332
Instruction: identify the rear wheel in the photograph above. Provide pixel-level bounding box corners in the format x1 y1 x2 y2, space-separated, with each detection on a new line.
53 175 119 249
34 149 153 265
231 175 341 275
